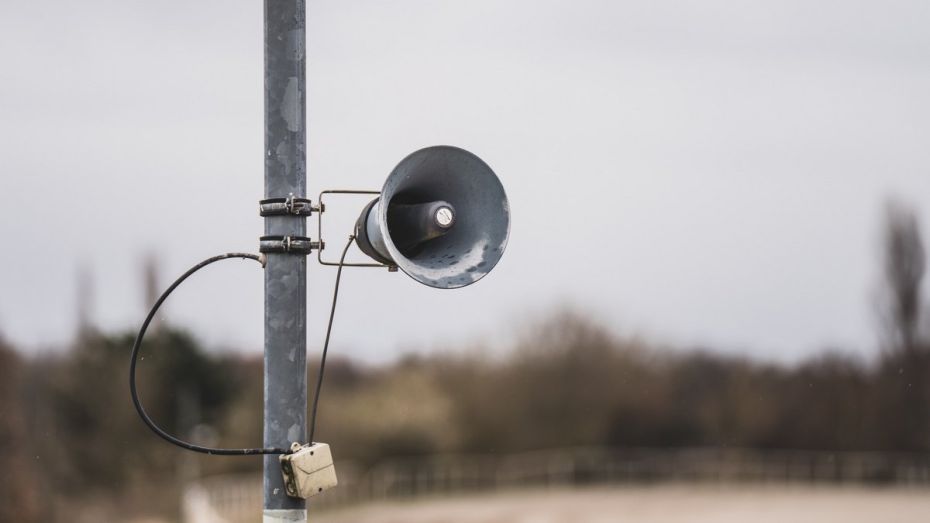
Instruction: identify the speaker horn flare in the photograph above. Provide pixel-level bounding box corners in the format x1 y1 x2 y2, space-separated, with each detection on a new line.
354 145 510 289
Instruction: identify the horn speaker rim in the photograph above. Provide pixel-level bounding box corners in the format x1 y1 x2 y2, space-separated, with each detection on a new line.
376 145 510 289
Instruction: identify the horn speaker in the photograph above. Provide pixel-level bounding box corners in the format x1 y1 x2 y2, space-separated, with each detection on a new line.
355 145 510 289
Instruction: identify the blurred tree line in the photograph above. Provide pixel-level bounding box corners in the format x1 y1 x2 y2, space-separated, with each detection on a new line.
0 202 927 522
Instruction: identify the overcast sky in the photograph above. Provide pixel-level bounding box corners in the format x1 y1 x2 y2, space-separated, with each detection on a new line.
1 0 929 363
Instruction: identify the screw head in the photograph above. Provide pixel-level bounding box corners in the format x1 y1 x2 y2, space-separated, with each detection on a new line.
435 206 455 228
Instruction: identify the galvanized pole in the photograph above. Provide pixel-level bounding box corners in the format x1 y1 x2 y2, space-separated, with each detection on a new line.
263 1 307 522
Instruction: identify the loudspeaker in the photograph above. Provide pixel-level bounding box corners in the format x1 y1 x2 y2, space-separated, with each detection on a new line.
355 145 510 289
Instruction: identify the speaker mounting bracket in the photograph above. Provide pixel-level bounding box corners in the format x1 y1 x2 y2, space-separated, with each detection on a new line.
316 189 394 269
259 194 314 217
259 235 320 255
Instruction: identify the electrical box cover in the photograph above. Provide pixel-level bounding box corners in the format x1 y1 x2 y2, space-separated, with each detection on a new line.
279 442 338 499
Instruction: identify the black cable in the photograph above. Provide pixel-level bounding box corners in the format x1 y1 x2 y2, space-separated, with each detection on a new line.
130 239 356 454
129 252 289 455
308 235 355 444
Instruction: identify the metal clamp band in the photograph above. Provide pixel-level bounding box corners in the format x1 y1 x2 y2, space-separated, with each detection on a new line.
260 195 314 217
259 235 320 255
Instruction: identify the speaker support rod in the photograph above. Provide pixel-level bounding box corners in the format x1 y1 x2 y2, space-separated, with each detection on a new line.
315 189 392 268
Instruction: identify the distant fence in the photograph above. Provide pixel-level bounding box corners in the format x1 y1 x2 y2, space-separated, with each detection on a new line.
183 447 930 523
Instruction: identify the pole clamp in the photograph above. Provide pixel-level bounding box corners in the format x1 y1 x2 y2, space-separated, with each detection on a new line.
260 194 314 217
259 235 321 255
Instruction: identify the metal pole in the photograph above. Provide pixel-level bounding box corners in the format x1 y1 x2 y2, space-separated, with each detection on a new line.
263 1 307 522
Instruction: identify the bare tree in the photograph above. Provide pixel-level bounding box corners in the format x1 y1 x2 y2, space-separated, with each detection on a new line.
881 200 926 353
75 262 97 340
876 200 930 451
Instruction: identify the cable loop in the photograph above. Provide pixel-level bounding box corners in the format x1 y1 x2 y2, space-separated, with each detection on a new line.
129 252 289 455
130 238 355 454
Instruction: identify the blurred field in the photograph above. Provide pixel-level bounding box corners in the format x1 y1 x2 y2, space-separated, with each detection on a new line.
312 485 930 523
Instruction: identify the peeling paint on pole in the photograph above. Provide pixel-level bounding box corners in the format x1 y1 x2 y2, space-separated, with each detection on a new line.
282 78 302 132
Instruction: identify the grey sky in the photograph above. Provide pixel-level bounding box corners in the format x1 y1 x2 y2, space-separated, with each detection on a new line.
1 1 929 363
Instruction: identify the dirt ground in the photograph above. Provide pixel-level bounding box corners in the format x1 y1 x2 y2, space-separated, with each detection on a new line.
312 485 930 523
